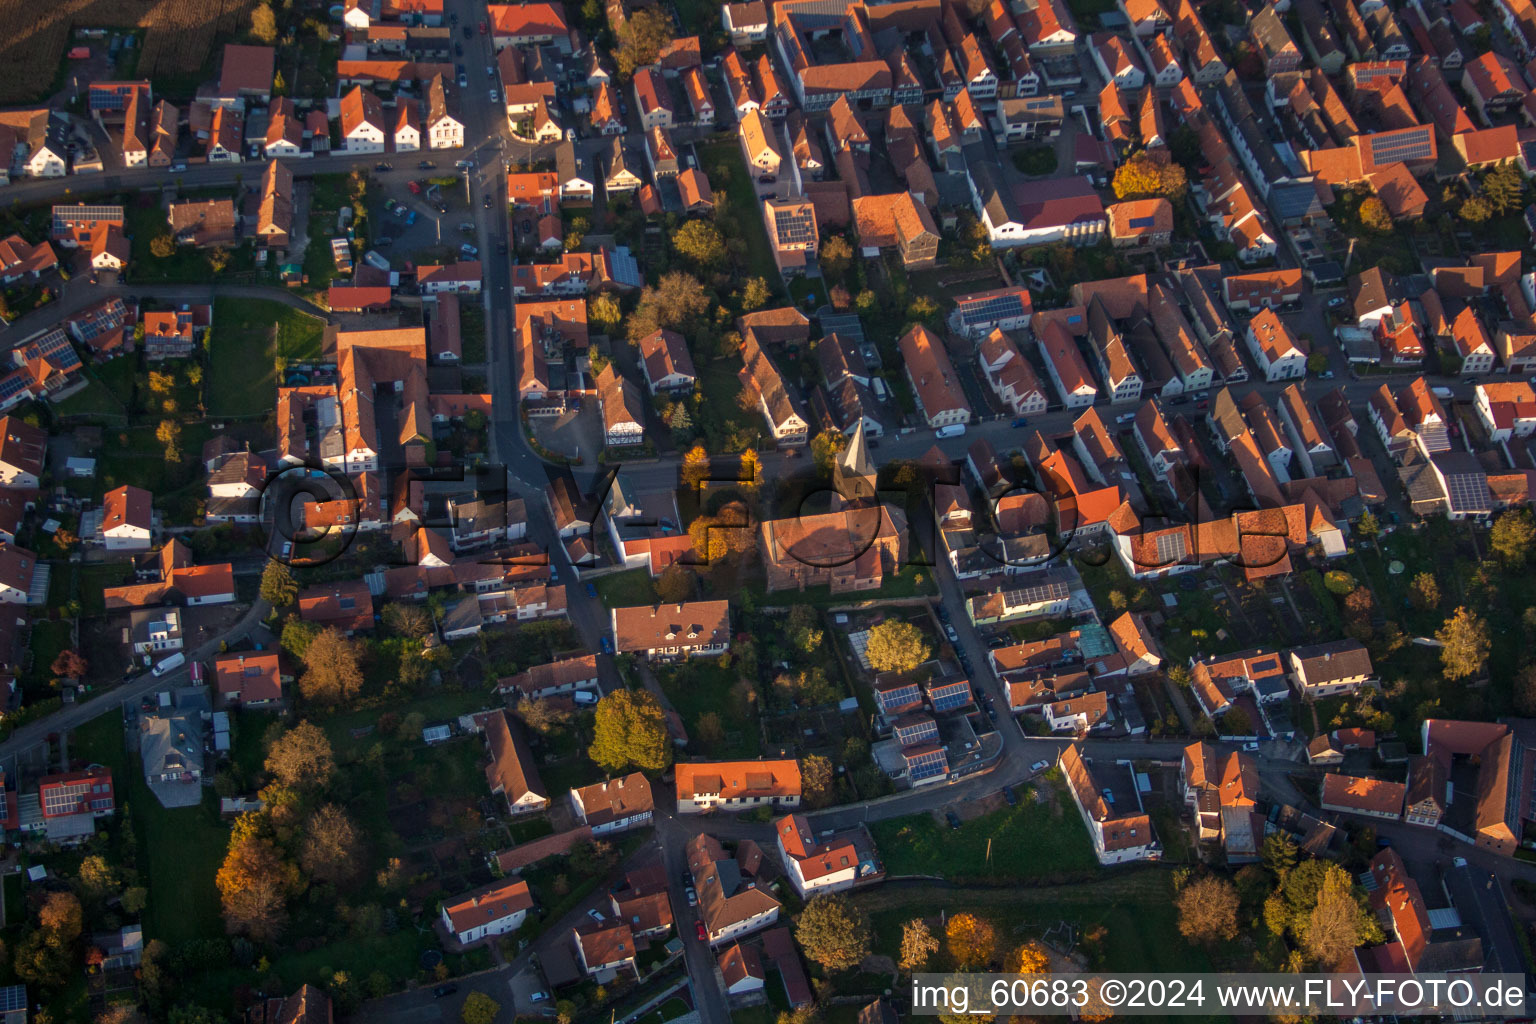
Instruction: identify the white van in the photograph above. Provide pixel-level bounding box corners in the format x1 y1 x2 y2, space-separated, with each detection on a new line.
152 652 186 677
935 423 967 439
573 690 599 706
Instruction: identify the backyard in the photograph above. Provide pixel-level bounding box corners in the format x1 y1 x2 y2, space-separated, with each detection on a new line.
696 139 781 286
208 297 325 418
656 658 761 759
869 784 1099 883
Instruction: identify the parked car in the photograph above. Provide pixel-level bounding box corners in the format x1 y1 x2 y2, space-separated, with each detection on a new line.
945 811 962 829
1030 759 1050 774
408 181 422 194
485 65 494 76
695 921 707 941
587 909 604 924
1327 296 1346 308
1010 417 1029 428
944 624 959 643
490 89 500 102
434 984 459 998
455 41 463 56
169 162 187 172
1002 786 1017 806
585 582 598 598
458 73 468 87
600 636 614 654
685 886 697 906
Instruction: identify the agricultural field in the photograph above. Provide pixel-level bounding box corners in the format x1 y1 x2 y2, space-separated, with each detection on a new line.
0 0 258 104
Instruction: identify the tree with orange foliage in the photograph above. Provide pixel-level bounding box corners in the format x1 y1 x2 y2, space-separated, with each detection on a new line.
946 912 996 969
1006 940 1051 974
216 831 301 941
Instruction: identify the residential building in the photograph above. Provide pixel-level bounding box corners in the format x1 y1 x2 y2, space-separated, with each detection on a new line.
1287 638 1373 697
571 773 654 834
484 710 548 814
611 601 731 659
899 325 971 428
1059 744 1160 864
676 760 801 814
441 879 534 944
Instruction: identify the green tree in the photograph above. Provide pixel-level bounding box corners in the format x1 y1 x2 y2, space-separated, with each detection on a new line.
1300 864 1369 968
1482 162 1525 215
1436 606 1490 681
1491 508 1536 564
800 754 835 808
865 620 932 673
1262 834 1298 878
796 892 871 972
260 560 298 607
672 220 727 269
614 7 672 75
460 992 499 1024
820 235 853 279
1355 509 1379 541
1460 196 1493 223
810 430 848 472
1176 875 1239 945
264 721 335 791
589 690 673 774
590 292 622 330
787 604 823 654
653 563 696 603
281 618 320 658
1358 196 1393 232
151 234 176 258
250 2 278 43
1323 570 1356 595
741 276 772 310
626 272 712 342
298 628 364 705
1409 572 1440 610
1306 351 1329 374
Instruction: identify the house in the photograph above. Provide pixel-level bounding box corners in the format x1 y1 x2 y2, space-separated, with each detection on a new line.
1108 611 1162 674
591 82 624 134
969 164 1105 248
688 833 781 945
948 286 1033 338
141 308 203 360
392 101 420 152
340 86 387 152
899 325 971 428
0 235 57 283
739 108 781 180
1288 638 1372 697
1091 33 1146 89
0 417 45 488
762 197 818 276
90 226 130 275
298 580 375 634
1181 742 1261 860
1059 744 1160 864
219 44 275 103
1251 4 1303 73
139 707 204 789
168 199 237 248
441 878 534 944
39 766 115 823
1321 774 1405 820
632 68 672 130
774 814 876 896
612 601 731 659
638 329 696 394
850 193 940 269
596 365 645 447
723 1 769 44
575 921 637 978
720 944 766 998
1475 381 1536 440
979 328 1047 416
102 485 153 551
214 651 288 706
571 773 654 834
484 710 548 815
677 760 801 813
740 330 810 444
604 138 643 194
1223 269 1303 313
426 74 464 149
1107 198 1173 248
1245 308 1308 381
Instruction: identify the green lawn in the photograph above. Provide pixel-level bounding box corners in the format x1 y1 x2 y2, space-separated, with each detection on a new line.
208 297 325 417
696 139 781 286
636 996 692 1024
869 787 1099 883
695 358 763 454
50 374 126 422
656 659 761 759
73 712 229 946
23 619 73 701
595 567 658 608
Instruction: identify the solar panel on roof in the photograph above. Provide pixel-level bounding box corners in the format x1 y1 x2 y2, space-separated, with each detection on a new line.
0 985 24 1011
959 293 1026 326
1154 530 1186 564
1444 472 1492 513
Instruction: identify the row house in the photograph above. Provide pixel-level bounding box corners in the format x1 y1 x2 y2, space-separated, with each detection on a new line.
1181 742 1262 861
978 328 1047 416
1244 308 1308 381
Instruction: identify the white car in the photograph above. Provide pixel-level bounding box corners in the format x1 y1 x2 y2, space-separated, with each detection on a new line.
1030 760 1050 774
586 909 604 924
489 89 499 102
